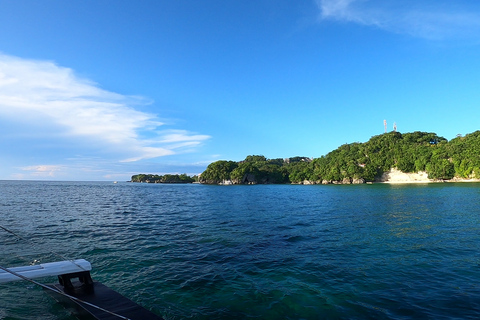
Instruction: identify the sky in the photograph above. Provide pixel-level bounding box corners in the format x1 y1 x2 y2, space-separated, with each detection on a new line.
1 0 480 181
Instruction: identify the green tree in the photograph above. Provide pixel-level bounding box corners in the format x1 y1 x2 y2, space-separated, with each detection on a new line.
200 160 238 183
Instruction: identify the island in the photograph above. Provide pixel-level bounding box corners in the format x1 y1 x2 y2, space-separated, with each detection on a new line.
131 130 480 185
131 173 197 183
198 130 480 185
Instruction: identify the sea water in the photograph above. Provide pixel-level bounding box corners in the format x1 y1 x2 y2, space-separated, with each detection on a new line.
0 181 480 319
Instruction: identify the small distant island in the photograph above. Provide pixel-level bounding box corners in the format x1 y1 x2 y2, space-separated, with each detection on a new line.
130 173 198 184
132 130 480 185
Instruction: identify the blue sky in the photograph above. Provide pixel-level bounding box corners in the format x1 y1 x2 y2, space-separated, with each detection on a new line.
1 0 480 180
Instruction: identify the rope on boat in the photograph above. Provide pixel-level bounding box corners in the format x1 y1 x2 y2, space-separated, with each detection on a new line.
0 264 131 320
0 224 87 271
0 224 130 320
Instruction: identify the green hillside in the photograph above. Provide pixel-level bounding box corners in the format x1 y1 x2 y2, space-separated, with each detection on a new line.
199 130 480 184
131 173 196 183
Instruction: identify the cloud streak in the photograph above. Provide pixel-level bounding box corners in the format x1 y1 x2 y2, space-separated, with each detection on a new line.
316 0 480 40
0 53 210 164
19 165 64 178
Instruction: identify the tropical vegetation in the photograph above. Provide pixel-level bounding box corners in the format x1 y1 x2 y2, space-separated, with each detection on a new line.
199 130 480 184
131 173 196 183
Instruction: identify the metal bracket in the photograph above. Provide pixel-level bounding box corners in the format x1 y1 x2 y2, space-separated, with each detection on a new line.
58 271 94 291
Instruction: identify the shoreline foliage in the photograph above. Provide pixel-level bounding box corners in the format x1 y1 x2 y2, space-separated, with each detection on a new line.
131 173 196 183
199 130 480 184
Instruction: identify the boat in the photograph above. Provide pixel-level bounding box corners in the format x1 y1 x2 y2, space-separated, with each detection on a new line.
0 259 163 320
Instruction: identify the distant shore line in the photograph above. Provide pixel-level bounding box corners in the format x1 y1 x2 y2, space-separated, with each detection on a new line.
291 168 480 185
375 168 480 184
214 168 480 185
130 168 480 185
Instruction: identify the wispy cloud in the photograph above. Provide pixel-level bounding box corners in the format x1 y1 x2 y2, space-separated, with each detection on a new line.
0 53 210 164
316 0 480 40
157 130 211 147
15 165 65 179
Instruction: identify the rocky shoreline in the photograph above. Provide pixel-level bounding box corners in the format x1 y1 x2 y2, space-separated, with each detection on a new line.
215 168 480 185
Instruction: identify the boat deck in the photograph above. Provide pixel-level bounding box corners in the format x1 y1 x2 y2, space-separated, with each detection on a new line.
47 281 163 320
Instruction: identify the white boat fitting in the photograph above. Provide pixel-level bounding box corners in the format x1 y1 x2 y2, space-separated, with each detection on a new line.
0 258 163 319
0 259 91 283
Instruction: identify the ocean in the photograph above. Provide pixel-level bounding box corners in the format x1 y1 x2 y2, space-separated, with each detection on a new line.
1 180 480 319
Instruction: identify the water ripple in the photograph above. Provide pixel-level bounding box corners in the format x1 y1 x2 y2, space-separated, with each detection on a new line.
1 182 480 319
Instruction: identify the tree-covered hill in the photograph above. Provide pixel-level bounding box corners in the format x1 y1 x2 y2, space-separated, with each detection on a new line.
199 130 480 184
131 173 196 183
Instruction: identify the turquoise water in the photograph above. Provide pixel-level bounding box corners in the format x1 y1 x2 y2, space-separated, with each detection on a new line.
1 181 480 319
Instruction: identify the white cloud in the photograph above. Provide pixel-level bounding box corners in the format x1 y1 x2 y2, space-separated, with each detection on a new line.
159 130 210 143
316 0 480 40
120 147 175 163
0 53 210 162
317 0 358 21
18 165 64 178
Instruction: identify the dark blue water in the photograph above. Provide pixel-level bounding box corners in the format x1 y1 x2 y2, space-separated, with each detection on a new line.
1 181 480 319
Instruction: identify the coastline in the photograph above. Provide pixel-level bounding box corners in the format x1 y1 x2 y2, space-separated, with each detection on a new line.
377 168 480 184
202 168 480 185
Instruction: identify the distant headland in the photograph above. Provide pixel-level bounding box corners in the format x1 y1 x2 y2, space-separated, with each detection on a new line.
130 173 197 184
132 130 480 185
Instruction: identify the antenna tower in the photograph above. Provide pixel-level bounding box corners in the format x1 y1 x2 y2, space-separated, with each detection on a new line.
393 122 397 132
384 120 387 133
